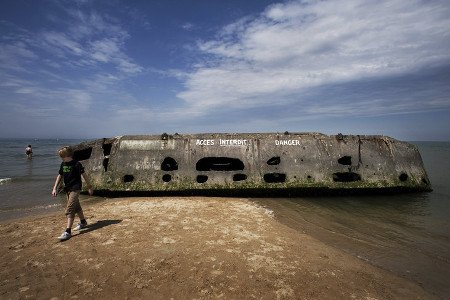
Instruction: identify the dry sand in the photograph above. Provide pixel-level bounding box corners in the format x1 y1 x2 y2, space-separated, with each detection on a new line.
0 197 433 299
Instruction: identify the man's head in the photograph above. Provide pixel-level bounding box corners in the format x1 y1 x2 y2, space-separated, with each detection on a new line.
58 146 73 160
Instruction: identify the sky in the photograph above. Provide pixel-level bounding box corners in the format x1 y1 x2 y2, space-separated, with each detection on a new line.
1 0 449 141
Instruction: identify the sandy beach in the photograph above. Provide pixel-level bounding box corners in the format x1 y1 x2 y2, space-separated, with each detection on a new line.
0 196 433 299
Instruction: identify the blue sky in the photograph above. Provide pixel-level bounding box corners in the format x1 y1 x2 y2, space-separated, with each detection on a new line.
1 0 449 140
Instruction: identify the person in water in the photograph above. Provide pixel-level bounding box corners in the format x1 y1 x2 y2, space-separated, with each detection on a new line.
51 146 93 241
25 145 33 159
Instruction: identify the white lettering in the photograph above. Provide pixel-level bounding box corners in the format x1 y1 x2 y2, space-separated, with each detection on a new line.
196 139 215 146
275 140 301 146
219 139 248 146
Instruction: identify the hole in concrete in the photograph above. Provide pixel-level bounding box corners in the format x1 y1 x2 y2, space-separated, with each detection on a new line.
332 172 361 182
123 175 134 183
197 175 208 183
102 143 112 156
264 173 286 183
196 157 244 171
101 143 112 172
103 158 109 172
162 174 172 182
73 147 92 161
267 156 280 165
338 156 352 166
399 173 408 182
161 157 178 171
307 175 312 179
421 178 428 184
233 174 247 181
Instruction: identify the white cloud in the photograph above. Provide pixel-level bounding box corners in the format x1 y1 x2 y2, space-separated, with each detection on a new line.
90 39 120 62
0 4 143 126
65 89 92 112
22 8 141 75
182 22 194 31
177 0 450 115
0 41 38 71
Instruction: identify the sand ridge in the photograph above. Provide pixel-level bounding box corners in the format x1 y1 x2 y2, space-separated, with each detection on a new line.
0 197 432 299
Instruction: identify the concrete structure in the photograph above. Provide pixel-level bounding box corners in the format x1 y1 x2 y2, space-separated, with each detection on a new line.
70 133 431 195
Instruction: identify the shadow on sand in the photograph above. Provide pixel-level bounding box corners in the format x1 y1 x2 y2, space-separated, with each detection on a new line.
74 219 122 237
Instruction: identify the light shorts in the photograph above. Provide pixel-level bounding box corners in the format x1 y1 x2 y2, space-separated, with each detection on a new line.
65 191 82 217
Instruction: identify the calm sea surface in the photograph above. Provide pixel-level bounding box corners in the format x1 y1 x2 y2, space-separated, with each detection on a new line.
0 139 85 220
255 141 450 298
0 139 449 297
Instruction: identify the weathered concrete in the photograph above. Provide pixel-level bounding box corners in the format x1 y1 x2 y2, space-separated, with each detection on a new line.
70 133 431 195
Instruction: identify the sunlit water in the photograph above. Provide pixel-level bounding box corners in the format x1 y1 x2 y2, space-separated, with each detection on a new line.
0 139 448 297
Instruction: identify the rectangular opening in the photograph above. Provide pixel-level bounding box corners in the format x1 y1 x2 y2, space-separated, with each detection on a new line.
264 173 286 183
332 172 361 182
73 147 92 161
196 157 244 171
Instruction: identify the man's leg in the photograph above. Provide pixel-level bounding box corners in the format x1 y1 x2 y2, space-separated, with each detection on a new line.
75 208 87 230
67 215 75 230
77 210 85 221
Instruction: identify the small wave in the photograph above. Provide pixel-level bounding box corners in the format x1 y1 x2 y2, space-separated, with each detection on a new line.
33 203 62 210
0 178 12 185
0 203 61 213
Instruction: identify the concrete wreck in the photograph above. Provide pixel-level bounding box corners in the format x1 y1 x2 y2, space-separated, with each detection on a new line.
70 133 431 196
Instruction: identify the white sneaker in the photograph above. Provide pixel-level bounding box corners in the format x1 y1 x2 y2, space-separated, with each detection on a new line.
58 231 71 241
74 222 87 231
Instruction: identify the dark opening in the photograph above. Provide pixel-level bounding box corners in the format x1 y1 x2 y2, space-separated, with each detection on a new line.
161 157 178 171
264 173 286 183
332 172 361 182
338 156 352 166
267 156 280 165
197 175 208 183
399 173 408 182
123 175 134 183
196 157 244 171
162 174 172 182
233 174 247 181
102 143 112 156
73 147 92 161
103 158 109 172
101 143 112 172
307 175 312 179
421 177 428 184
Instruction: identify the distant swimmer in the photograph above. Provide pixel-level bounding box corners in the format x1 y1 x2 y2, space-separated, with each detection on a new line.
25 145 33 159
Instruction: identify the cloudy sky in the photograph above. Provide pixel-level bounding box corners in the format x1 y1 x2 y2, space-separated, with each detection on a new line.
1 0 449 140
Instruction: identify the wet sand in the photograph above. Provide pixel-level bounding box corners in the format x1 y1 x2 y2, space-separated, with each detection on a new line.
0 197 433 299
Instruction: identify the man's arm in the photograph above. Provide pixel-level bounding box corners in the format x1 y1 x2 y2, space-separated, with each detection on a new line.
52 174 61 197
82 173 94 196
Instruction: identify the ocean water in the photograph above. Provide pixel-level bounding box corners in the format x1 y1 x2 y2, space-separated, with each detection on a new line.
0 139 449 297
0 138 85 220
255 141 450 298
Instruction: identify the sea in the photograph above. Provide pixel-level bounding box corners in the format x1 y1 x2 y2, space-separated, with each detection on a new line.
0 138 449 298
